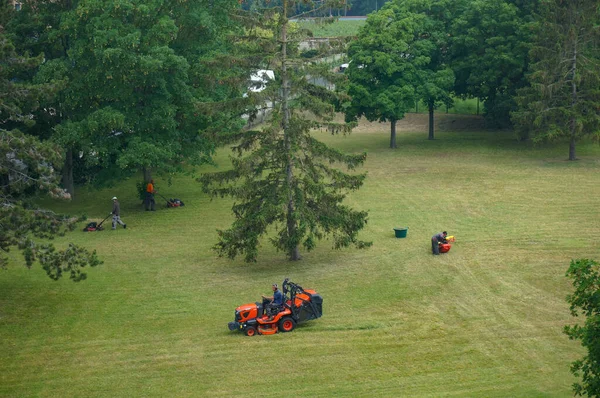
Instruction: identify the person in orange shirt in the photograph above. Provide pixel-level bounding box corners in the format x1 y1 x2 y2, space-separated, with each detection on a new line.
145 179 156 211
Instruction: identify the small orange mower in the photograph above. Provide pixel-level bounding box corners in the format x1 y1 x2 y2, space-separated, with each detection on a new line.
228 279 323 336
439 235 456 253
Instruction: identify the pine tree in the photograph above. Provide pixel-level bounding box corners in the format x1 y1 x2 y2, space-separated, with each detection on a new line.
200 1 371 262
512 0 600 160
0 26 101 281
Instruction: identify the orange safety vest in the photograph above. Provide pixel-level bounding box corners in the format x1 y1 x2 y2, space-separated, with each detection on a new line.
146 183 154 193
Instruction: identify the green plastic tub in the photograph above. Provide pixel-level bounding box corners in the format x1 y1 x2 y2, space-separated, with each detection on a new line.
394 227 408 238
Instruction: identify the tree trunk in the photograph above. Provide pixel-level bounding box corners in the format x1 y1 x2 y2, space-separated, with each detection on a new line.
142 167 152 183
282 0 301 261
0 173 9 195
62 148 74 198
569 37 578 161
428 102 435 140
390 119 397 149
569 133 576 161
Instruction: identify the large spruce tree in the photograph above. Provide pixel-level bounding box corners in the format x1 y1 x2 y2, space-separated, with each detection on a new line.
512 0 600 160
200 1 371 262
0 23 100 281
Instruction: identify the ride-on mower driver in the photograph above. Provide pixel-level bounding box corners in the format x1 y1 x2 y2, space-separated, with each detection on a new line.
261 284 283 319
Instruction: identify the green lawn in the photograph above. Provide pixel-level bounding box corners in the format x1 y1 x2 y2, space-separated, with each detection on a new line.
1 116 599 397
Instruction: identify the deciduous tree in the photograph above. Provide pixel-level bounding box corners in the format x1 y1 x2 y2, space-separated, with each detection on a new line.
344 6 417 148
344 0 454 145
402 0 454 140
10 0 242 193
565 259 600 396
449 0 537 127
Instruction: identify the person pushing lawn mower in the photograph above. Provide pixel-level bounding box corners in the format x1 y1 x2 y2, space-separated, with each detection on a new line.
111 197 127 230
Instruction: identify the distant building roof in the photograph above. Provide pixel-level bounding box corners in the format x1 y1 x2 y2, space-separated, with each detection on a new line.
248 70 275 93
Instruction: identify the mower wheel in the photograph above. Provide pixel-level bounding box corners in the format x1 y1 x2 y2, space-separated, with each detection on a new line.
245 326 257 337
278 317 296 333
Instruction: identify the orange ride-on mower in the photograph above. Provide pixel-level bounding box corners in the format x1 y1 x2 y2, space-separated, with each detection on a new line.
228 279 323 336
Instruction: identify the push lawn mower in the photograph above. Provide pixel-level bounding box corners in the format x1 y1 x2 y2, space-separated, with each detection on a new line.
156 192 185 208
228 279 323 336
82 214 111 232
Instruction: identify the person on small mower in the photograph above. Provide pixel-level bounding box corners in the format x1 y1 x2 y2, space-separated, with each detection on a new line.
145 179 156 211
431 231 448 255
261 284 284 319
111 197 127 230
